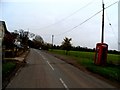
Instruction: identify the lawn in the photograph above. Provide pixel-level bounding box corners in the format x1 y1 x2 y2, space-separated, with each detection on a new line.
2 62 16 79
49 49 120 82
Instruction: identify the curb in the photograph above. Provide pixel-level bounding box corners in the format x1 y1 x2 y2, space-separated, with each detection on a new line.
2 49 30 89
21 49 30 63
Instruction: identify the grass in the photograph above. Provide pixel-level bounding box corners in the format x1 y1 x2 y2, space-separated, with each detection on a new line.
86 65 120 81
49 49 120 65
49 49 120 82
2 62 16 78
107 54 120 65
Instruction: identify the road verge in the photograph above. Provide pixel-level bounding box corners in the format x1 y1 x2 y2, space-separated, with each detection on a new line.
46 50 120 88
2 49 30 89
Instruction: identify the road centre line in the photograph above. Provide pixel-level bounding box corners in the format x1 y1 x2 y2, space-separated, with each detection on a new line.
46 61 54 70
40 54 46 60
59 78 69 90
35 49 68 89
34 50 46 60
42 56 46 60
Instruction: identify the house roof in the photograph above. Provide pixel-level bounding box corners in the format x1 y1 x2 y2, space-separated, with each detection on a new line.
0 21 10 34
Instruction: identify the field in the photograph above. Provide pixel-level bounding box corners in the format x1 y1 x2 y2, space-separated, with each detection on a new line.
49 49 120 82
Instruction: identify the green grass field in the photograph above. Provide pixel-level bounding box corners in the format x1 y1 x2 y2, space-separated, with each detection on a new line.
50 49 120 65
49 49 120 82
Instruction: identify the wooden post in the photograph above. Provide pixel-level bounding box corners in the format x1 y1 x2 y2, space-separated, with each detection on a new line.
101 2 105 43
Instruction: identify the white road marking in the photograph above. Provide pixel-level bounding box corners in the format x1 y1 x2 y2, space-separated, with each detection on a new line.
59 78 69 90
34 50 46 60
42 56 46 60
46 61 54 70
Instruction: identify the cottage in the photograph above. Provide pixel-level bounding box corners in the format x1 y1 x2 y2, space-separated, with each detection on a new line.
0 21 16 58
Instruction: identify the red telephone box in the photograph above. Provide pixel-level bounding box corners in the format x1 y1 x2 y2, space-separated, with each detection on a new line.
94 43 108 65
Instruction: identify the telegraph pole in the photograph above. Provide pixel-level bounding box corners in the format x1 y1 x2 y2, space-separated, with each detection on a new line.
52 35 54 48
94 0 108 66
101 0 104 43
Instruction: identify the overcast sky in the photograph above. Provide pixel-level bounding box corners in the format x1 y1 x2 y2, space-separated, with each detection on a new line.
0 0 119 50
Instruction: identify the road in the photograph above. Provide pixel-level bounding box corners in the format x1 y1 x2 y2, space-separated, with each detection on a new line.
6 48 115 88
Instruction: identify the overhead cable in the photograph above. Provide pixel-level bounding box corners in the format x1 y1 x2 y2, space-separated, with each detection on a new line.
106 11 118 41
37 0 95 30
55 1 119 36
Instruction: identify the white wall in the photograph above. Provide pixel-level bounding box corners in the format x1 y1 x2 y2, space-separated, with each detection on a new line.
0 21 3 90
118 1 120 51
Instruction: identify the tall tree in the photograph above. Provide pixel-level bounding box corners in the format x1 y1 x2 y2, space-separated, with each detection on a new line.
19 29 29 50
61 37 72 55
33 35 44 49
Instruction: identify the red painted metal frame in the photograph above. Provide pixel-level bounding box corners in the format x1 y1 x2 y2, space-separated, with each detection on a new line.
94 43 108 65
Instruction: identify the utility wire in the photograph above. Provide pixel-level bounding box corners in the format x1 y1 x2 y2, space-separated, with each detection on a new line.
37 0 95 30
55 1 119 36
105 11 118 41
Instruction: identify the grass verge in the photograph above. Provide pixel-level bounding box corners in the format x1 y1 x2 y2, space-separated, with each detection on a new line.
2 62 16 79
49 49 120 82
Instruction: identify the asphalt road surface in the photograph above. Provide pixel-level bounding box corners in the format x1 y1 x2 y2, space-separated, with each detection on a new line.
6 48 115 88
